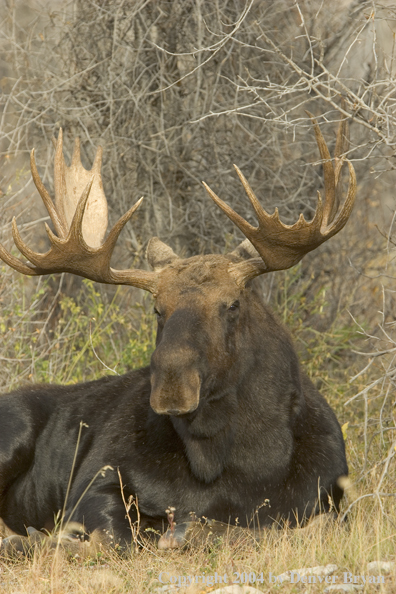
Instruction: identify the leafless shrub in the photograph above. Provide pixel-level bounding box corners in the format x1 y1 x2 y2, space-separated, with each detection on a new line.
342 213 396 518
1 0 394 256
1 0 396 516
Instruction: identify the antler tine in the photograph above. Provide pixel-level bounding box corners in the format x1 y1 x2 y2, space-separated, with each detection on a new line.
203 116 356 284
0 133 159 294
53 128 71 236
91 144 103 173
306 111 339 225
66 177 94 246
306 112 351 226
202 181 256 240
0 241 39 276
334 115 350 216
30 148 67 238
102 197 144 256
326 160 356 235
232 164 292 229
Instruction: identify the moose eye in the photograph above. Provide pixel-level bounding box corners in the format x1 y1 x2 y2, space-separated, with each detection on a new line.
153 308 162 318
228 301 240 312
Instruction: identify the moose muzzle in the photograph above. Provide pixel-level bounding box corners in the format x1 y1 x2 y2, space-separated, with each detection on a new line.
150 344 201 415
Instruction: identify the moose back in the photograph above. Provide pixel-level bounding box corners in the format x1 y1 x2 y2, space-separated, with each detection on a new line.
0 116 354 550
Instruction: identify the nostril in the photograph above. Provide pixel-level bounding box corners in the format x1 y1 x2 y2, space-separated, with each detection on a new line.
166 403 198 416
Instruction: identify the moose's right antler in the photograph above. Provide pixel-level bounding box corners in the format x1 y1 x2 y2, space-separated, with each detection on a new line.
203 114 356 285
0 130 158 293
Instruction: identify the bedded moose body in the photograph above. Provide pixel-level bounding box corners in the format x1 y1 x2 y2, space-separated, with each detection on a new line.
0 116 354 549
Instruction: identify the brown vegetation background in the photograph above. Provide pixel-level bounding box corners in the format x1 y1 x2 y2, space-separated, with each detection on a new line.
0 0 395 591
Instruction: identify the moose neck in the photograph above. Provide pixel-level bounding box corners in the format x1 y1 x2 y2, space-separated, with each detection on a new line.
170 386 239 483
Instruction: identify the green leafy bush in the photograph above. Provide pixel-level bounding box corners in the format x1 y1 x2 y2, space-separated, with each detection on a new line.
272 264 359 411
0 273 156 389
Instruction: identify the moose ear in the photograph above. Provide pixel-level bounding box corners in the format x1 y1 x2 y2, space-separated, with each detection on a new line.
146 237 179 271
230 239 259 261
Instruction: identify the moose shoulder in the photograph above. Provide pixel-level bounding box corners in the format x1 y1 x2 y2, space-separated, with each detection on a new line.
0 116 354 552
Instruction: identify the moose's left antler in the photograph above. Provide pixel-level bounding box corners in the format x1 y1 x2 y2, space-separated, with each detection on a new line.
0 130 158 293
203 114 356 285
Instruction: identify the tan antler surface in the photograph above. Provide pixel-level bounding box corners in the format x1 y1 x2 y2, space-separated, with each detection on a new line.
203 114 356 283
0 131 158 294
53 129 108 248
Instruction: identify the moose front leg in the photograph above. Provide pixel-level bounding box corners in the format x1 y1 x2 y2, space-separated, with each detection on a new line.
0 498 135 558
64 478 144 553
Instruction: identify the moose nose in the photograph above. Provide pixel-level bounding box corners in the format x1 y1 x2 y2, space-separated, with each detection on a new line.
150 330 201 415
165 406 198 416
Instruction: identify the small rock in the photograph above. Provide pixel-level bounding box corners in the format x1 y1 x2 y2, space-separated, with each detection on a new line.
366 561 395 573
278 564 338 582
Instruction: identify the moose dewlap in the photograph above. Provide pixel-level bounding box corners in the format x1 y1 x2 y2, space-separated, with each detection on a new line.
0 115 355 552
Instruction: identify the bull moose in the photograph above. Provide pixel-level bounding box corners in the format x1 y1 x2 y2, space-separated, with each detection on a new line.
0 115 354 553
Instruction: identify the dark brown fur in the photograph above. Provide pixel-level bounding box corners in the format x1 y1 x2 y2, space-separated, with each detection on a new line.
0 249 348 550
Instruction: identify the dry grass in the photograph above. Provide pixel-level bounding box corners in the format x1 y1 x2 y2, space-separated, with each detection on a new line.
0 499 395 593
